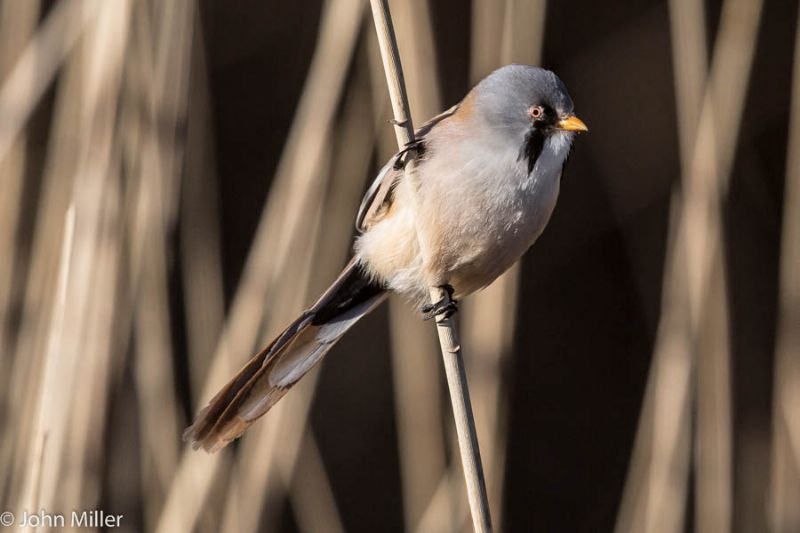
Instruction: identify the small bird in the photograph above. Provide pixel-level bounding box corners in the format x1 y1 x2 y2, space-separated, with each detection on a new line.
185 64 587 452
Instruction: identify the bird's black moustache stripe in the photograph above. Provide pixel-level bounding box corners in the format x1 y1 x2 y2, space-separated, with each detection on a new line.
518 127 545 174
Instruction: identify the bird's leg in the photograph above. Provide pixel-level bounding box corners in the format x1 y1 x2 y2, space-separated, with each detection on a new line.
421 284 458 320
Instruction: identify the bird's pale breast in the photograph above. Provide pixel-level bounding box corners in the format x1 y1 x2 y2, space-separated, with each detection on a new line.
355 128 570 305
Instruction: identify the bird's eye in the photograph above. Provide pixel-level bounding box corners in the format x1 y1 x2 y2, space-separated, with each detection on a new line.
528 106 544 120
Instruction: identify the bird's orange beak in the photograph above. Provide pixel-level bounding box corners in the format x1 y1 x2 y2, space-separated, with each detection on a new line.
557 115 588 132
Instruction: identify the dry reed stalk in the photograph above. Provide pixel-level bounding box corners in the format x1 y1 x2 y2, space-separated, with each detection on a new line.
386 295 448 526
614 0 707 528
615 206 694 533
240 242 355 530
226 373 323 532
386 300 447 526
668 0 763 528
217 6 366 533
669 0 708 165
670 1 732 530
156 1 363 530
369 1 492 531
265 52 382 533
218 211 325 533
35 0 132 518
365 2 448 529
60 173 123 513
415 467 464 533
470 0 505 82
123 1 196 528
288 429 346 533
500 0 547 73
0 0 40 402
695 247 733 533
18 206 74 530
387 0 441 126
217 138 356 530
768 7 800 530
0 0 95 163
615 0 763 530
221 31 377 533
0 1 40 508
180 14 225 402
0 1 100 508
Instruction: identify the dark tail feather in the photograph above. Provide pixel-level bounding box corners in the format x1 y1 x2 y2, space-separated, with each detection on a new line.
184 259 386 452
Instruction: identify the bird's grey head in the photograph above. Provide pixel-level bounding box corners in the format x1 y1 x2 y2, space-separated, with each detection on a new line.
473 65 587 173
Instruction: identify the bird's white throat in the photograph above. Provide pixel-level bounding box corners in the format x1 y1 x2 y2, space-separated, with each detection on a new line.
527 130 573 187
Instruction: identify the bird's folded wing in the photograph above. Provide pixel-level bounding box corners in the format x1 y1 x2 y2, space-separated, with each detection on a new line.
355 103 460 232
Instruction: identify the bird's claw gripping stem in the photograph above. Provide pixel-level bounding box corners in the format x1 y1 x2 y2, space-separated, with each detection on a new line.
421 284 458 320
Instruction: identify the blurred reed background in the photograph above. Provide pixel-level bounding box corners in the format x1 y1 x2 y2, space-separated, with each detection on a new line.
0 0 796 531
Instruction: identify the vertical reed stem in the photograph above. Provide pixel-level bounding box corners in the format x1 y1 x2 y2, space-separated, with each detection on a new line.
367 1 492 531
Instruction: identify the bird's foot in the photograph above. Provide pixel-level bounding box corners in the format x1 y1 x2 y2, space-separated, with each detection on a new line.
421 284 458 320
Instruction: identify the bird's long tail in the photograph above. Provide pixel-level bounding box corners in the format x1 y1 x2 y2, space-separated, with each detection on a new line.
184 259 386 452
